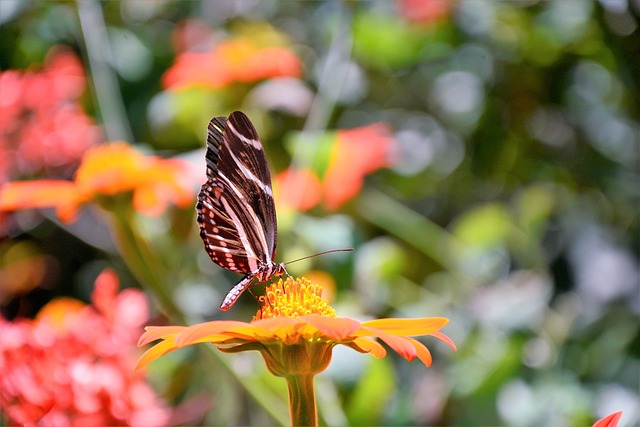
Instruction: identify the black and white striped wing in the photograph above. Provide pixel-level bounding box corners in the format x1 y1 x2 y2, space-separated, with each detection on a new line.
196 112 278 297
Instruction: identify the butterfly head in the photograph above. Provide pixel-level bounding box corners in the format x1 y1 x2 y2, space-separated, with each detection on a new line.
274 262 287 277
256 261 287 282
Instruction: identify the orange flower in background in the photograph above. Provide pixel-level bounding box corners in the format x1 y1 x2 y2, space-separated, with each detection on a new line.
163 38 302 90
273 167 322 212
397 0 451 26
0 46 101 182
138 278 455 426
593 411 623 427
324 123 394 210
0 142 194 222
0 269 171 426
275 123 394 212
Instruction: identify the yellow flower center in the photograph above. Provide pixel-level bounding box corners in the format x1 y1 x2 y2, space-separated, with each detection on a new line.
254 277 336 320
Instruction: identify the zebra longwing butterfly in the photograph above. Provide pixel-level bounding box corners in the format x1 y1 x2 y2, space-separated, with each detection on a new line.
197 111 351 310
196 111 288 310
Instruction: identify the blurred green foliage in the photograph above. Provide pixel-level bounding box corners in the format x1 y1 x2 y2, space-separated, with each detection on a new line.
1 0 638 426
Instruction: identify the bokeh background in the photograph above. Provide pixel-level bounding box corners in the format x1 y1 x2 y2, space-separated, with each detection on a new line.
1 0 638 426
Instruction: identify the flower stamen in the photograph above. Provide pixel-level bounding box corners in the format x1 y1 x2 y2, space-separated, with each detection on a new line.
255 278 336 320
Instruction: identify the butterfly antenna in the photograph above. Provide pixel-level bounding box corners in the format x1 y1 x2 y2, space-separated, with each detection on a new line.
284 248 353 265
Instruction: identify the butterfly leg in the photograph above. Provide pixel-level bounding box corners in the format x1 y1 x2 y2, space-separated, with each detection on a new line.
220 275 255 311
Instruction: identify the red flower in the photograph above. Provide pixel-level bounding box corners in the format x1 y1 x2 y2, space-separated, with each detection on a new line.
0 46 101 182
0 269 171 426
275 123 394 211
163 38 302 90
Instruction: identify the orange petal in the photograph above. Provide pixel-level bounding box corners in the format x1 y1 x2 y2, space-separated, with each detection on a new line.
0 181 81 211
55 202 82 223
273 167 322 212
133 186 166 216
302 315 361 340
350 337 387 358
360 317 449 336
36 297 86 331
175 320 252 348
223 325 273 341
593 411 623 427
252 317 302 330
431 330 457 351
136 339 180 370
254 317 306 342
323 123 393 210
360 326 417 361
406 337 433 367
74 142 144 195
138 325 187 347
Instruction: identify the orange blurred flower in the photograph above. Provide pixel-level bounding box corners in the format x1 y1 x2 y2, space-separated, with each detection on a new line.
273 167 322 212
0 46 101 182
163 38 302 90
275 123 394 212
593 411 622 427
0 269 171 426
137 278 454 426
0 142 194 222
397 0 451 26
324 123 394 210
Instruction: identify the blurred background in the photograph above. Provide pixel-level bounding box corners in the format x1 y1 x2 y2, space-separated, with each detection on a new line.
0 0 638 426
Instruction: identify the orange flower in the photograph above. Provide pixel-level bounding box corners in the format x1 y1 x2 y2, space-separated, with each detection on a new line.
323 123 394 210
593 411 623 427
273 167 322 212
274 123 394 212
163 38 302 90
0 142 194 222
137 278 455 426
397 0 451 26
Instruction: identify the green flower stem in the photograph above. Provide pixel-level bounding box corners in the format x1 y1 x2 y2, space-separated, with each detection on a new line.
286 374 317 427
108 204 182 320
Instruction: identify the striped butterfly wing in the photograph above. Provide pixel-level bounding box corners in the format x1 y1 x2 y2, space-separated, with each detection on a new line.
196 111 279 309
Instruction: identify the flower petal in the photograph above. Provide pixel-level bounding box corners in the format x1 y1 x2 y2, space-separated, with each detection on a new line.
252 317 304 341
138 326 187 347
360 326 418 361
360 317 449 336
302 315 361 340
175 320 252 347
0 181 81 211
217 341 266 354
348 338 387 358
431 330 457 351
136 338 180 370
593 411 623 427
406 337 432 367
274 167 322 212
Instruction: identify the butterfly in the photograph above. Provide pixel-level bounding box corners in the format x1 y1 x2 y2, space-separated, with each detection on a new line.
196 111 286 310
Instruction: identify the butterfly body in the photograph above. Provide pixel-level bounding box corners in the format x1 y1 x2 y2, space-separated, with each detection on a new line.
197 111 286 310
